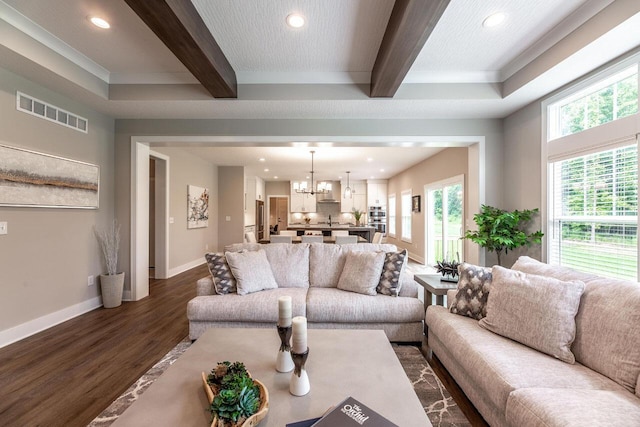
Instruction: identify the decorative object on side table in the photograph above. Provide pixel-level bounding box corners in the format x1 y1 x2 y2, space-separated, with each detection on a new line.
290 316 310 396
202 361 269 427
434 257 460 283
276 296 294 373
464 204 543 266
94 220 124 308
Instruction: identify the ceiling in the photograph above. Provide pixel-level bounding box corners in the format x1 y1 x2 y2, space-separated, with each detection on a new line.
1 0 640 180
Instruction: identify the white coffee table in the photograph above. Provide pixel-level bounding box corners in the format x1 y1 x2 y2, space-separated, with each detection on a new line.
112 328 432 426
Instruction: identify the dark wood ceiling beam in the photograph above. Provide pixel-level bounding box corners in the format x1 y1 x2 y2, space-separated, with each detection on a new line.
371 0 450 98
124 0 237 98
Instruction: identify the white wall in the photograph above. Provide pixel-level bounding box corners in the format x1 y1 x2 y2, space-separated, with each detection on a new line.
0 67 115 346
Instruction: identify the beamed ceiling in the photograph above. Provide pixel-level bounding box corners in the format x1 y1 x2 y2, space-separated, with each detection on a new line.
1 1 640 179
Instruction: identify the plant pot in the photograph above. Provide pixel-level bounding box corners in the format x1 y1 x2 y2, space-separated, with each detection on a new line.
355 220 361 226
100 272 124 308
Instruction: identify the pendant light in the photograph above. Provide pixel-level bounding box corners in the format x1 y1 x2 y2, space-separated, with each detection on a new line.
343 171 352 199
294 151 330 195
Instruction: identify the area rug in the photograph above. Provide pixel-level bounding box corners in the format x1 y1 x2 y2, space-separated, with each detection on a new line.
89 339 470 427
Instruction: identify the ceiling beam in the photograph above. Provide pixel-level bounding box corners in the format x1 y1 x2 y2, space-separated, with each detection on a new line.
370 0 450 98
124 0 237 98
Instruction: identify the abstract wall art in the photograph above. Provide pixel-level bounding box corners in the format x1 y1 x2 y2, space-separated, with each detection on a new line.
0 144 99 208
187 184 209 229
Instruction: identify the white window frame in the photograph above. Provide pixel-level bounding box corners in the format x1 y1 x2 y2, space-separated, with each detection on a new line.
425 175 465 266
542 51 640 279
388 194 396 238
401 190 412 243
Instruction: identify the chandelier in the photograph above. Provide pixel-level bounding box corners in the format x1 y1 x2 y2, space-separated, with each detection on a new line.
293 150 331 195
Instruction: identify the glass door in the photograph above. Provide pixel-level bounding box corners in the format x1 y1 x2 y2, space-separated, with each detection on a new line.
426 176 464 266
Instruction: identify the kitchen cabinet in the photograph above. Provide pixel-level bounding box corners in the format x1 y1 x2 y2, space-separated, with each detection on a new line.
367 180 388 207
290 183 316 212
255 176 265 201
340 180 367 213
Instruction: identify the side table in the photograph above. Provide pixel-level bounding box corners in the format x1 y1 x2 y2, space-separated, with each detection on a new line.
414 274 458 335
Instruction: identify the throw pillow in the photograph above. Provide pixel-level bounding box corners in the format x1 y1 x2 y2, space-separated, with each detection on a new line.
204 252 237 295
377 249 408 296
479 265 586 364
449 263 492 320
224 249 278 296
337 251 386 296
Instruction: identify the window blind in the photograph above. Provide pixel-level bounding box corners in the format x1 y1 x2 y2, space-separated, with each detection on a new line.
549 142 638 280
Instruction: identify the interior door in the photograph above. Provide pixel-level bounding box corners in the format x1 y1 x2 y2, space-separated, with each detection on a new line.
276 197 289 232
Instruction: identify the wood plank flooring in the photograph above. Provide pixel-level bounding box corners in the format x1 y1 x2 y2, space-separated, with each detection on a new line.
0 264 207 427
0 260 483 427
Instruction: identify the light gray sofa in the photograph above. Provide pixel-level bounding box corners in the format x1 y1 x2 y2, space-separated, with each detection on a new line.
188 242 424 342
426 256 640 426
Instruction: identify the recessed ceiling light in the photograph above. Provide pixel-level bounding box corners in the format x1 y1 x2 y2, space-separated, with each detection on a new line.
274 176 279 179
259 158 265 162
286 13 305 28
264 168 269 172
89 16 111 29
482 12 505 28
367 158 373 162
380 169 385 172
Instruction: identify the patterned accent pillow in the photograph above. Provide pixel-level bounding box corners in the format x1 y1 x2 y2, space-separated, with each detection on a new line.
204 252 236 295
377 249 408 296
449 263 492 320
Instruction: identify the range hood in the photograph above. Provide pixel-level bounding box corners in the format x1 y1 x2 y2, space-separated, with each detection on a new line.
316 181 340 203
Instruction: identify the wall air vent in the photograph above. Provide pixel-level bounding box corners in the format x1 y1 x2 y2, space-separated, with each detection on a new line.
16 91 88 133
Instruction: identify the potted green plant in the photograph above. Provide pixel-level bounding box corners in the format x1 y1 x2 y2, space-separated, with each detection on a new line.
202 361 269 427
94 220 124 308
463 205 544 266
352 208 363 226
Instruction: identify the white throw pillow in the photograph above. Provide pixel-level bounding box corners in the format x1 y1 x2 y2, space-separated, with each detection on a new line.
337 251 386 296
479 265 585 364
224 249 278 295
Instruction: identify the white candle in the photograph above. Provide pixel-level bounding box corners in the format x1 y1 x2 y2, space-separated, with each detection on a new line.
292 316 307 353
278 296 292 327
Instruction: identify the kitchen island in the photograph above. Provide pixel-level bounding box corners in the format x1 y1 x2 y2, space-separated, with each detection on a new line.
287 224 375 242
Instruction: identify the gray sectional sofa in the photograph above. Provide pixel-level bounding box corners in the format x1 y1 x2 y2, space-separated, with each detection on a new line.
187 242 424 342
426 256 640 426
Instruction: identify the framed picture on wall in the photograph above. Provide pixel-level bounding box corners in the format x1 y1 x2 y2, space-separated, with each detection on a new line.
0 143 99 208
187 184 209 228
412 195 421 213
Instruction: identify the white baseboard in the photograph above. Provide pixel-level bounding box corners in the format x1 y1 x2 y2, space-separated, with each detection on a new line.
122 290 132 301
409 254 425 264
168 258 206 278
0 296 103 348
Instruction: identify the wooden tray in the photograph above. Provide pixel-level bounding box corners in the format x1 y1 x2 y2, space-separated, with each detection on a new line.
201 372 269 427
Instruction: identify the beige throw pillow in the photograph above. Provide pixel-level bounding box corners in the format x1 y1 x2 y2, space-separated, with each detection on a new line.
337 251 386 296
479 266 585 364
224 249 278 295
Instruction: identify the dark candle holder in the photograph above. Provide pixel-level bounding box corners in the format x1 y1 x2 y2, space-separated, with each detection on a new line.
290 347 310 396
276 325 294 373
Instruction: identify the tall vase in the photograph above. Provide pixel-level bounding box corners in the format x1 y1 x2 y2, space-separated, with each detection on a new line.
100 272 125 308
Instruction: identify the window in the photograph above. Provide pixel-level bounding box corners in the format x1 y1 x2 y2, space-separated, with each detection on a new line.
545 54 640 280
548 64 638 140
388 194 396 237
401 190 412 242
549 145 637 280
426 176 464 265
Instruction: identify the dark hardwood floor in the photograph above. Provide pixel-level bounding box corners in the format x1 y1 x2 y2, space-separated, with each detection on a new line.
0 264 208 427
0 262 484 427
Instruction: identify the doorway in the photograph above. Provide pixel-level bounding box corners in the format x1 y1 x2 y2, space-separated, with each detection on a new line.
268 196 289 234
149 151 169 281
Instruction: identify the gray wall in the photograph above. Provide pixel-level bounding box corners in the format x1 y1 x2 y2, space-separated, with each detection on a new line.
503 101 545 266
0 67 115 336
386 148 469 263
150 147 218 269
218 166 244 249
